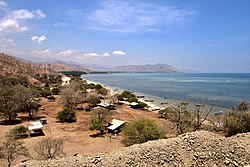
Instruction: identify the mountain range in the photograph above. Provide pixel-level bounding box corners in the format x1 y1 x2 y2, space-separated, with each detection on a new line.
0 53 181 75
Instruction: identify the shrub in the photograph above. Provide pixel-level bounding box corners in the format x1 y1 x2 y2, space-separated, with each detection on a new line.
89 108 111 133
56 108 76 122
34 137 64 159
6 126 28 139
123 119 165 146
51 87 60 95
136 101 148 109
223 110 250 136
128 97 138 103
88 95 101 107
121 91 136 99
1 139 29 167
40 88 52 97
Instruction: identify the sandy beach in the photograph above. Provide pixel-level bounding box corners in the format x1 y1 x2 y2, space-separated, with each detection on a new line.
83 78 171 112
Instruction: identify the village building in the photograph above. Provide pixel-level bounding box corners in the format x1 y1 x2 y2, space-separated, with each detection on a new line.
107 119 126 134
61 76 71 86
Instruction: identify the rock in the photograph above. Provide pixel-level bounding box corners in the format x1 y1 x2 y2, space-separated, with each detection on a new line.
14 130 250 167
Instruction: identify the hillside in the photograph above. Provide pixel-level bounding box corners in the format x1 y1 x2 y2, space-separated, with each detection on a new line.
17 130 250 167
110 64 179 72
37 61 91 73
81 63 180 72
0 53 53 78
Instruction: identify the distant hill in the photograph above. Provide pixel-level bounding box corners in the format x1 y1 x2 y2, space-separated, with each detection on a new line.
81 63 180 73
111 64 179 72
36 61 91 73
0 53 54 78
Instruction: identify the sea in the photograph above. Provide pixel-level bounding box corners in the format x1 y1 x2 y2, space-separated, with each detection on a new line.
81 73 250 110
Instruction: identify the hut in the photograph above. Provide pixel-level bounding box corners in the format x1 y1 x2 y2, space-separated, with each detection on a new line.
107 119 126 134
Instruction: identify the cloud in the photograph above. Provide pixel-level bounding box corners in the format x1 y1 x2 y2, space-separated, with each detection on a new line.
57 49 77 56
87 0 196 33
31 35 47 44
32 49 52 55
0 1 7 10
0 19 28 33
8 9 46 20
84 52 111 58
112 50 126 56
0 38 15 47
0 2 46 33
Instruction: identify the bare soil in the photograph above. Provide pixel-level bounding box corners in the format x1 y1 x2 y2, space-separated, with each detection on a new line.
0 95 171 165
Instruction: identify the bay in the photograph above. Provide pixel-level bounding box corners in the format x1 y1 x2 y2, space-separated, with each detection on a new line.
82 73 250 109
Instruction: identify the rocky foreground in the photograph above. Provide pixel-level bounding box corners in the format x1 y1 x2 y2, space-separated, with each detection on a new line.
18 130 250 167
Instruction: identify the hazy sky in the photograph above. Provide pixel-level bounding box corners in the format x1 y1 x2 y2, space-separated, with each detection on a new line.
0 0 250 72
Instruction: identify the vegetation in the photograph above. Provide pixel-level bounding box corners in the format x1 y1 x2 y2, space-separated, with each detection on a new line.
6 126 28 140
1 139 29 167
118 90 136 101
34 137 64 159
0 84 19 121
87 95 101 107
60 81 85 108
122 119 165 146
89 108 111 133
59 71 87 77
223 101 250 136
56 108 76 122
17 85 40 119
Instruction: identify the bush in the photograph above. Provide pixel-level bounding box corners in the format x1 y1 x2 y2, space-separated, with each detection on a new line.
136 101 148 109
123 119 165 146
223 110 250 136
89 108 111 133
6 126 28 139
34 137 64 159
51 87 60 95
56 108 76 122
40 88 52 97
121 91 136 99
1 139 29 167
88 95 101 107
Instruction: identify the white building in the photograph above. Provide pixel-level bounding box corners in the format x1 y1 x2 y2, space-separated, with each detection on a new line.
62 76 71 86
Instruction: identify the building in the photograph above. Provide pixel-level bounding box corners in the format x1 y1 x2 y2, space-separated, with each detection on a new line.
62 76 71 86
107 119 126 133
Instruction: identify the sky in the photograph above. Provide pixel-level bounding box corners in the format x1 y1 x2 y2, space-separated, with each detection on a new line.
0 0 250 72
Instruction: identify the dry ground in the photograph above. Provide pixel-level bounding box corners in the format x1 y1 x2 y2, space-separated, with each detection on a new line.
0 95 171 165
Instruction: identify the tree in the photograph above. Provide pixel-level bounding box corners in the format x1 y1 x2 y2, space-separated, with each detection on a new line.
56 108 76 122
164 102 193 134
192 104 213 131
1 139 29 167
17 85 40 119
87 95 101 107
0 84 19 122
223 102 250 136
60 86 83 108
122 119 165 146
6 126 28 140
34 137 64 159
89 108 111 133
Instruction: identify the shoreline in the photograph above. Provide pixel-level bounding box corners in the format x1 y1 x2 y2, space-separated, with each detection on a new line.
82 77 226 112
84 78 162 112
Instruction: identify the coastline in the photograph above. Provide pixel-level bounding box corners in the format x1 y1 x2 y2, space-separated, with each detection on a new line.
84 78 163 112
82 77 227 113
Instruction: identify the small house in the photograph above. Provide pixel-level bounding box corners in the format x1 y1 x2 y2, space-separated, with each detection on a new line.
62 76 71 86
107 119 126 134
28 121 44 135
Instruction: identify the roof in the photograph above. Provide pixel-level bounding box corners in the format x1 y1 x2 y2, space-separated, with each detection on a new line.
28 121 43 131
62 76 71 81
108 119 125 130
130 102 138 106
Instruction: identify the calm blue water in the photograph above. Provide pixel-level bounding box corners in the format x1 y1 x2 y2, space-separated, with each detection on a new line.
82 73 250 108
